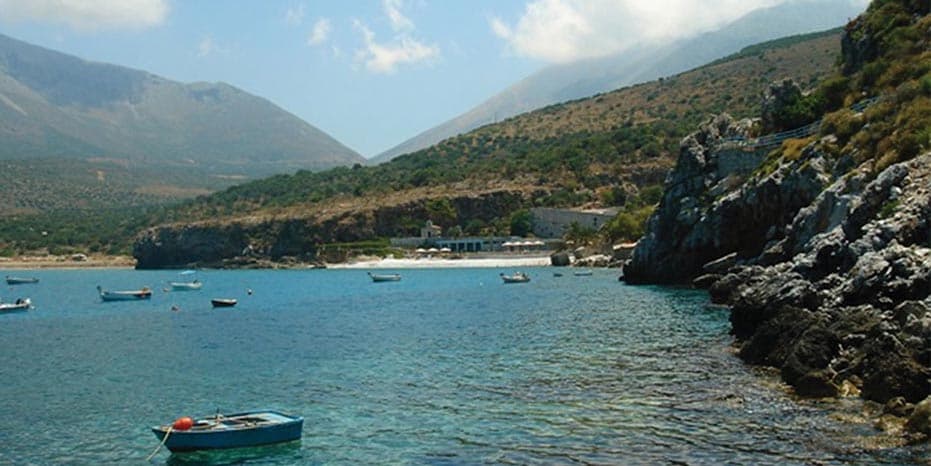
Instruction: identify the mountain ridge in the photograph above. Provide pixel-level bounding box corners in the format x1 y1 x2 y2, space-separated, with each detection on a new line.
0 32 365 176
370 0 865 164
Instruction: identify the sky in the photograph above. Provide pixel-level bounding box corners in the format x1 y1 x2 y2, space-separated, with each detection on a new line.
0 0 868 157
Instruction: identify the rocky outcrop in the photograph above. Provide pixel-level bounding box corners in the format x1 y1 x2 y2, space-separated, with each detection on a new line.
629 2 931 442
626 1 931 414
636 135 931 403
760 79 804 133
624 112 815 284
710 153 931 403
133 190 539 269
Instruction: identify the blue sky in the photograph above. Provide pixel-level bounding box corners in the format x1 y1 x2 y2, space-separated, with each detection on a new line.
0 0 867 157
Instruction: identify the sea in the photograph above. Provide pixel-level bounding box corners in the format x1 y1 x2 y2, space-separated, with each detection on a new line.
0 267 928 465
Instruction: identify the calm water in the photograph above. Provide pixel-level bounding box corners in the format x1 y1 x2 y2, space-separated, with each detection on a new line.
0 268 926 465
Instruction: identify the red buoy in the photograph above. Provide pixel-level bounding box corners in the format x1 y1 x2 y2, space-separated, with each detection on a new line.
172 416 194 431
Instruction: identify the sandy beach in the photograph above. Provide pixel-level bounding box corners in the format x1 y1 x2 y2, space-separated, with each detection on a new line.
328 255 553 269
0 255 136 270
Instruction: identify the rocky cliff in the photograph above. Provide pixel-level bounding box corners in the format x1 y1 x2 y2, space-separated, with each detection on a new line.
625 0 931 436
133 189 539 269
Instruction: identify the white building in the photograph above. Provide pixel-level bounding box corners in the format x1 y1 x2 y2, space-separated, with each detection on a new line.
530 207 619 238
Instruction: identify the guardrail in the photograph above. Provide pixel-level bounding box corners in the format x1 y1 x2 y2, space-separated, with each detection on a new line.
717 97 879 152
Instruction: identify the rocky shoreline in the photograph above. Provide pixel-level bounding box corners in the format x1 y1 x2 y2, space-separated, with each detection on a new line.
622 1 931 439
625 105 931 436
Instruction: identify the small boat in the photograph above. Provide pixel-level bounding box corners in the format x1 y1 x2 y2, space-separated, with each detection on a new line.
553 272 563 277
211 298 237 308
169 280 203 291
97 285 152 301
5 276 39 285
0 298 32 313
151 410 303 452
368 272 401 282
500 272 531 284
574 270 593 276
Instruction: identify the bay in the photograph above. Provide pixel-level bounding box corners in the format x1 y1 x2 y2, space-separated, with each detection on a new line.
0 268 925 465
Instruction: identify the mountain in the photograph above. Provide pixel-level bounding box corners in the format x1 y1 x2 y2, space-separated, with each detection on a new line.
0 33 364 177
370 0 865 164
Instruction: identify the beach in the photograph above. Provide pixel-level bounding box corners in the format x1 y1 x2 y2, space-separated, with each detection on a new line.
327 254 553 269
0 255 135 269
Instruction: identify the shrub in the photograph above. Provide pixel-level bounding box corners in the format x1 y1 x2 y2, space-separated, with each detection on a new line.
509 209 533 237
821 109 864 143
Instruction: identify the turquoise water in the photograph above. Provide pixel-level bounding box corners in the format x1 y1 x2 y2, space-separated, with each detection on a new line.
0 268 926 465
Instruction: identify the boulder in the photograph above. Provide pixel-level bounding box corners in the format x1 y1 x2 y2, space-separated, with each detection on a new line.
550 251 571 267
906 397 931 435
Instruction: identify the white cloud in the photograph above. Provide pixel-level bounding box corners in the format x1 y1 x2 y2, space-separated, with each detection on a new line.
491 0 822 63
0 0 168 30
383 0 413 32
285 4 305 27
197 35 221 58
353 20 439 74
307 18 332 46
352 1 439 74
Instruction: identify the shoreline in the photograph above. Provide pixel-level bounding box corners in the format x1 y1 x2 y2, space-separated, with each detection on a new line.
0 255 136 270
327 255 553 269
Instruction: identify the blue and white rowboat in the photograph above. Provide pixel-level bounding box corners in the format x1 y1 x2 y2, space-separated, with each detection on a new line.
151 410 303 452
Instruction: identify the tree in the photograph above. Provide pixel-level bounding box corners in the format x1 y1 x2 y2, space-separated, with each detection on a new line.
565 221 597 245
509 209 533 237
426 198 457 226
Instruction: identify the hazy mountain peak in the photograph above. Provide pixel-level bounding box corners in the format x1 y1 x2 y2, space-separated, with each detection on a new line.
0 32 364 176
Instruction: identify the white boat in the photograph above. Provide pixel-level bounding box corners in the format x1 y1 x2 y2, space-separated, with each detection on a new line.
169 280 202 291
368 272 401 282
574 270 593 276
98 285 152 301
500 272 531 284
5 275 39 285
0 298 31 313
211 298 238 308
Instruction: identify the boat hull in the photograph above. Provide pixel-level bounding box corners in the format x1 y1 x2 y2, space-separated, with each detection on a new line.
211 299 237 307
152 411 303 452
170 282 203 291
5 277 38 285
0 300 31 313
501 277 530 283
100 291 151 301
368 273 401 282
500 273 531 284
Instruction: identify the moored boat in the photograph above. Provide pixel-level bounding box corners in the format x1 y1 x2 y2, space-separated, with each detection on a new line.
368 272 401 282
97 285 152 301
169 280 203 291
574 270 593 276
5 276 39 285
211 298 237 308
150 410 303 452
500 272 531 284
0 298 32 313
